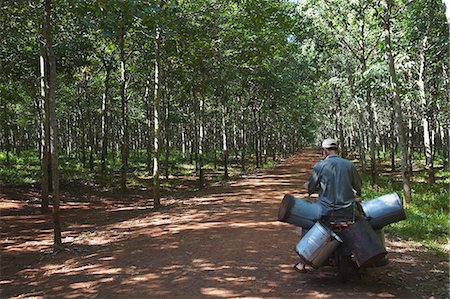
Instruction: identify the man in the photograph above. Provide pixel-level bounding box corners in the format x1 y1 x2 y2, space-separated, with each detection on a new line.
294 138 362 272
306 138 362 217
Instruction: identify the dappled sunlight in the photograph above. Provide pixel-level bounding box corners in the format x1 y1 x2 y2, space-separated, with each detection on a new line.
2 149 447 298
201 287 242 298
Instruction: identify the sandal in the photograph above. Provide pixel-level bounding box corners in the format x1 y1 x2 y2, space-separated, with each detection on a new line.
293 262 309 273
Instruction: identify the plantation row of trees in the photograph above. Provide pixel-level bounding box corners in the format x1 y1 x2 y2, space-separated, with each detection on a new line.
298 0 449 202
2 0 317 212
1 0 449 246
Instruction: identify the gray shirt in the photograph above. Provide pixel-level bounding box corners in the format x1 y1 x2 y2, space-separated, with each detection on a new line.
307 154 362 215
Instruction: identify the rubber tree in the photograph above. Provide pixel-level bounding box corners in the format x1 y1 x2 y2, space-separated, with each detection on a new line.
43 0 62 249
380 0 412 205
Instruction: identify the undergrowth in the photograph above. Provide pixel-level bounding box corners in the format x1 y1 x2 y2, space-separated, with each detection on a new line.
360 171 449 255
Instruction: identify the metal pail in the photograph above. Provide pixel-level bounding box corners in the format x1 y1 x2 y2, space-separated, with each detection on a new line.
361 193 406 229
337 219 387 268
295 222 342 268
278 194 322 229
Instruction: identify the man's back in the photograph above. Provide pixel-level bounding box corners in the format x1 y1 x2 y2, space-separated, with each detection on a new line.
308 154 361 215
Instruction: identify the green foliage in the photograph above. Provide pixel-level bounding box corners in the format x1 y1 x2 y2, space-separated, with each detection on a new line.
360 171 449 254
0 150 41 185
0 147 278 190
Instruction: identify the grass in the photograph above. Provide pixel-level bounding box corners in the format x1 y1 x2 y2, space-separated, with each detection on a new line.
360 168 449 255
0 149 279 192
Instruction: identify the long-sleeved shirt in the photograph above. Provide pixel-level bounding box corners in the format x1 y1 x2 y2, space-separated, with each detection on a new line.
307 154 362 215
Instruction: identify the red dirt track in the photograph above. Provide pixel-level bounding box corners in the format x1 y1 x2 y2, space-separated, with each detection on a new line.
1 149 448 298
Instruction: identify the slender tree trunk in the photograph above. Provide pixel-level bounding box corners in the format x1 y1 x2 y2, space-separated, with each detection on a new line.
39 32 50 213
213 124 217 170
164 89 170 179
100 61 111 175
253 107 260 168
153 26 162 208
381 0 412 205
355 100 366 171
334 87 345 158
443 66 450 170
417 38 435 183
119 28 129 193
407 108 413 173
198 93 205 189
390 105 396 172
153 27 161 209
77 82 86 166
222 104 229 179
443 1 450 172
367 90 377 187
44 0 62 249
181 124 186 157
240 105 246 172
84 72 94 173
144 79 152 174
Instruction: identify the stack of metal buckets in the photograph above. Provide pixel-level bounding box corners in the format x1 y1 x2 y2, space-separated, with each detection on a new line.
278 193 406 269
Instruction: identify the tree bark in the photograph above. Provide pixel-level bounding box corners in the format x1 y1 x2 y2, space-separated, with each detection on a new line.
153 26 162 208
100 60 111 175
222 104 229 179
44 0 62 249
164 87 170 179
198 93 205 189
119 27 129 193
84 72 95 173
240 105 246 172
144 79 152 174
381 0 412 205
39 30 50 213
417 37 434 183
367 89 377 187
334 87 345 158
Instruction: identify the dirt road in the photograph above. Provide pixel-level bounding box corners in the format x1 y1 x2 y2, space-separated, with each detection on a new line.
1 149 448 298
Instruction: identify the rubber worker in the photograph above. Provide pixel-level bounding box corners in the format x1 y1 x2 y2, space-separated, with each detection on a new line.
294 138 362 272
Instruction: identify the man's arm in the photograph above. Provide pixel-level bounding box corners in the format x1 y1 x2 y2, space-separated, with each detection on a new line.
306 164 321 195
352 166 362 197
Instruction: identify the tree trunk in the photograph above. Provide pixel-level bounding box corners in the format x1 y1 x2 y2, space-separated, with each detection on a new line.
253 107 260 168
77 81 86 166
390 105 396 172
240 105 246 172
84 72 95 173
144 79 152 174
334 87 345 158
119 28 129 193
381 0 412 205
39 31 50 213
198 93 205 189
44 0 62 249
355 100 366 171
164 88 170 179
153 26 162 208
222 104 229 179
417 38 435 184
444 0 450 169
100 60 111 175
366 90 377 187
443 65 450 170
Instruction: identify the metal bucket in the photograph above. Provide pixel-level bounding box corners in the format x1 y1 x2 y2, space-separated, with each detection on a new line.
278 194 322 229
295 222 342 268
361 193 406 229
337 219 387 268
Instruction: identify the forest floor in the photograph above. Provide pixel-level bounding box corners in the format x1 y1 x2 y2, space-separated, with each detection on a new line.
1 149 448 299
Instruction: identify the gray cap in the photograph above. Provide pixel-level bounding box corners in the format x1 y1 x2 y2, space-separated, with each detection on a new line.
322 138 338 149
